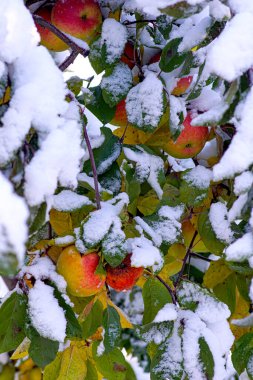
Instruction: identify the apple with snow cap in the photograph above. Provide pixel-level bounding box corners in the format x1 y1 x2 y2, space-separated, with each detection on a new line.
35 6 68 51
106 254 143 291
57 245 105 297
52 0 102 45
164 113 209 159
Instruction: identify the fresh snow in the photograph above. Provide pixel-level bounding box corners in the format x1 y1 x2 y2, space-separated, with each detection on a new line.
153 303 178 323
127 236 164 272
206 13 253 82
123 146 164 198
101 19 127 64
28 280 67 342
209 202 234 244
126 72 164 130
52 190 92 212
182 166 213 189
234 171 253 195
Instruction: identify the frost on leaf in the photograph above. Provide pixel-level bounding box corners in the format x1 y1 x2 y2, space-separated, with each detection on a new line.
28 280 67 342
101 62 132 107
126 73 164 132
135 205 184 250
123 146 165 199
101 19 127 64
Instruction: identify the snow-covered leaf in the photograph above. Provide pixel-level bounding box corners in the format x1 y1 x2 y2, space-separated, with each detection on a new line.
101 63 132 107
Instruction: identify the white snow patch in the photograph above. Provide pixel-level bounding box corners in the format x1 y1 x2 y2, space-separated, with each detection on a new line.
28 280 66 342
101 19 127 64
52 190 92 212
153 303 178 323
209 202 233 244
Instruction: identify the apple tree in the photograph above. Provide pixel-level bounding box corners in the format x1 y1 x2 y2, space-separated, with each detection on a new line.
0 0 253 379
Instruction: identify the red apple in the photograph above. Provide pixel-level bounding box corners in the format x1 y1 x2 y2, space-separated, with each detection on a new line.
120 42 137 69
163 113 209 159
148 52 161 65
57 245 105 297
35 6 68 51
52 0 102 45
106 254 143 291
172 76 193 96
110 99 128 127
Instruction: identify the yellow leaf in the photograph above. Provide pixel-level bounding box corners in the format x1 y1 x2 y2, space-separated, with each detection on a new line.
97 291 133 328
137 190 159 216
230 291 251 340
203 259 232 289
0 86 11 105
47 245 63 264
57 345 87 380
11 337 30 360
19 358 35 374
113 125 149 145
50 209 73 236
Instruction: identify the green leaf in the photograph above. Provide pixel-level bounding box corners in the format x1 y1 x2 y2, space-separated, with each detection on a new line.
198 337 214 379
103 306 121 353
198 211 225 255
142 278 171 324
0 364 15 380
89 38 107 74
27 325 59 368
159 38 188 73
102 227 127 268
85 359 98 380
137 321 173 344
53 287 82 339
101 63 132 107
81 300 103 340
43 352 62 380
99 162 122 195
232 333 253 375
0 292 27 353
160 1 191 18
29 202 47 236
122 161 141 215
84 86 116 124
0 252 19 276
179 171 209 207
92 342 128 380
66 76 83 96
213 273 236 313
83 127 121 176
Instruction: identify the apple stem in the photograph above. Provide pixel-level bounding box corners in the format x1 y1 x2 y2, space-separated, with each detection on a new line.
59 50 79 72
33 15 90 61
174 230 198 289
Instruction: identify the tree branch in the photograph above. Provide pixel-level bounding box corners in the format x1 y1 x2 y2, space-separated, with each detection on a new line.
82 122 101 210
59 50 79 72
33 15 90 60
123 19 156 26
145 269 177 305
174 231 198 288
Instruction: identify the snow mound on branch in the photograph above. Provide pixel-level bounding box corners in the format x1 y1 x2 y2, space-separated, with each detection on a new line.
0 0 83 206
153 304 178 323
228 0 253 14
0 173 28 265
209 202 233 244
28 280 66 342
213 86 253 181
234 171 253 195
206 12 253 81
183 166 212 189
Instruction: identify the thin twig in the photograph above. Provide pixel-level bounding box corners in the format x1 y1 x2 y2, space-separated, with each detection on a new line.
59 50 79 72
145 269 177 305
191 253 212 262
174 231 198 288
123 19 156 26
67 93 101 210
33 15 90 59
82 119 101 210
